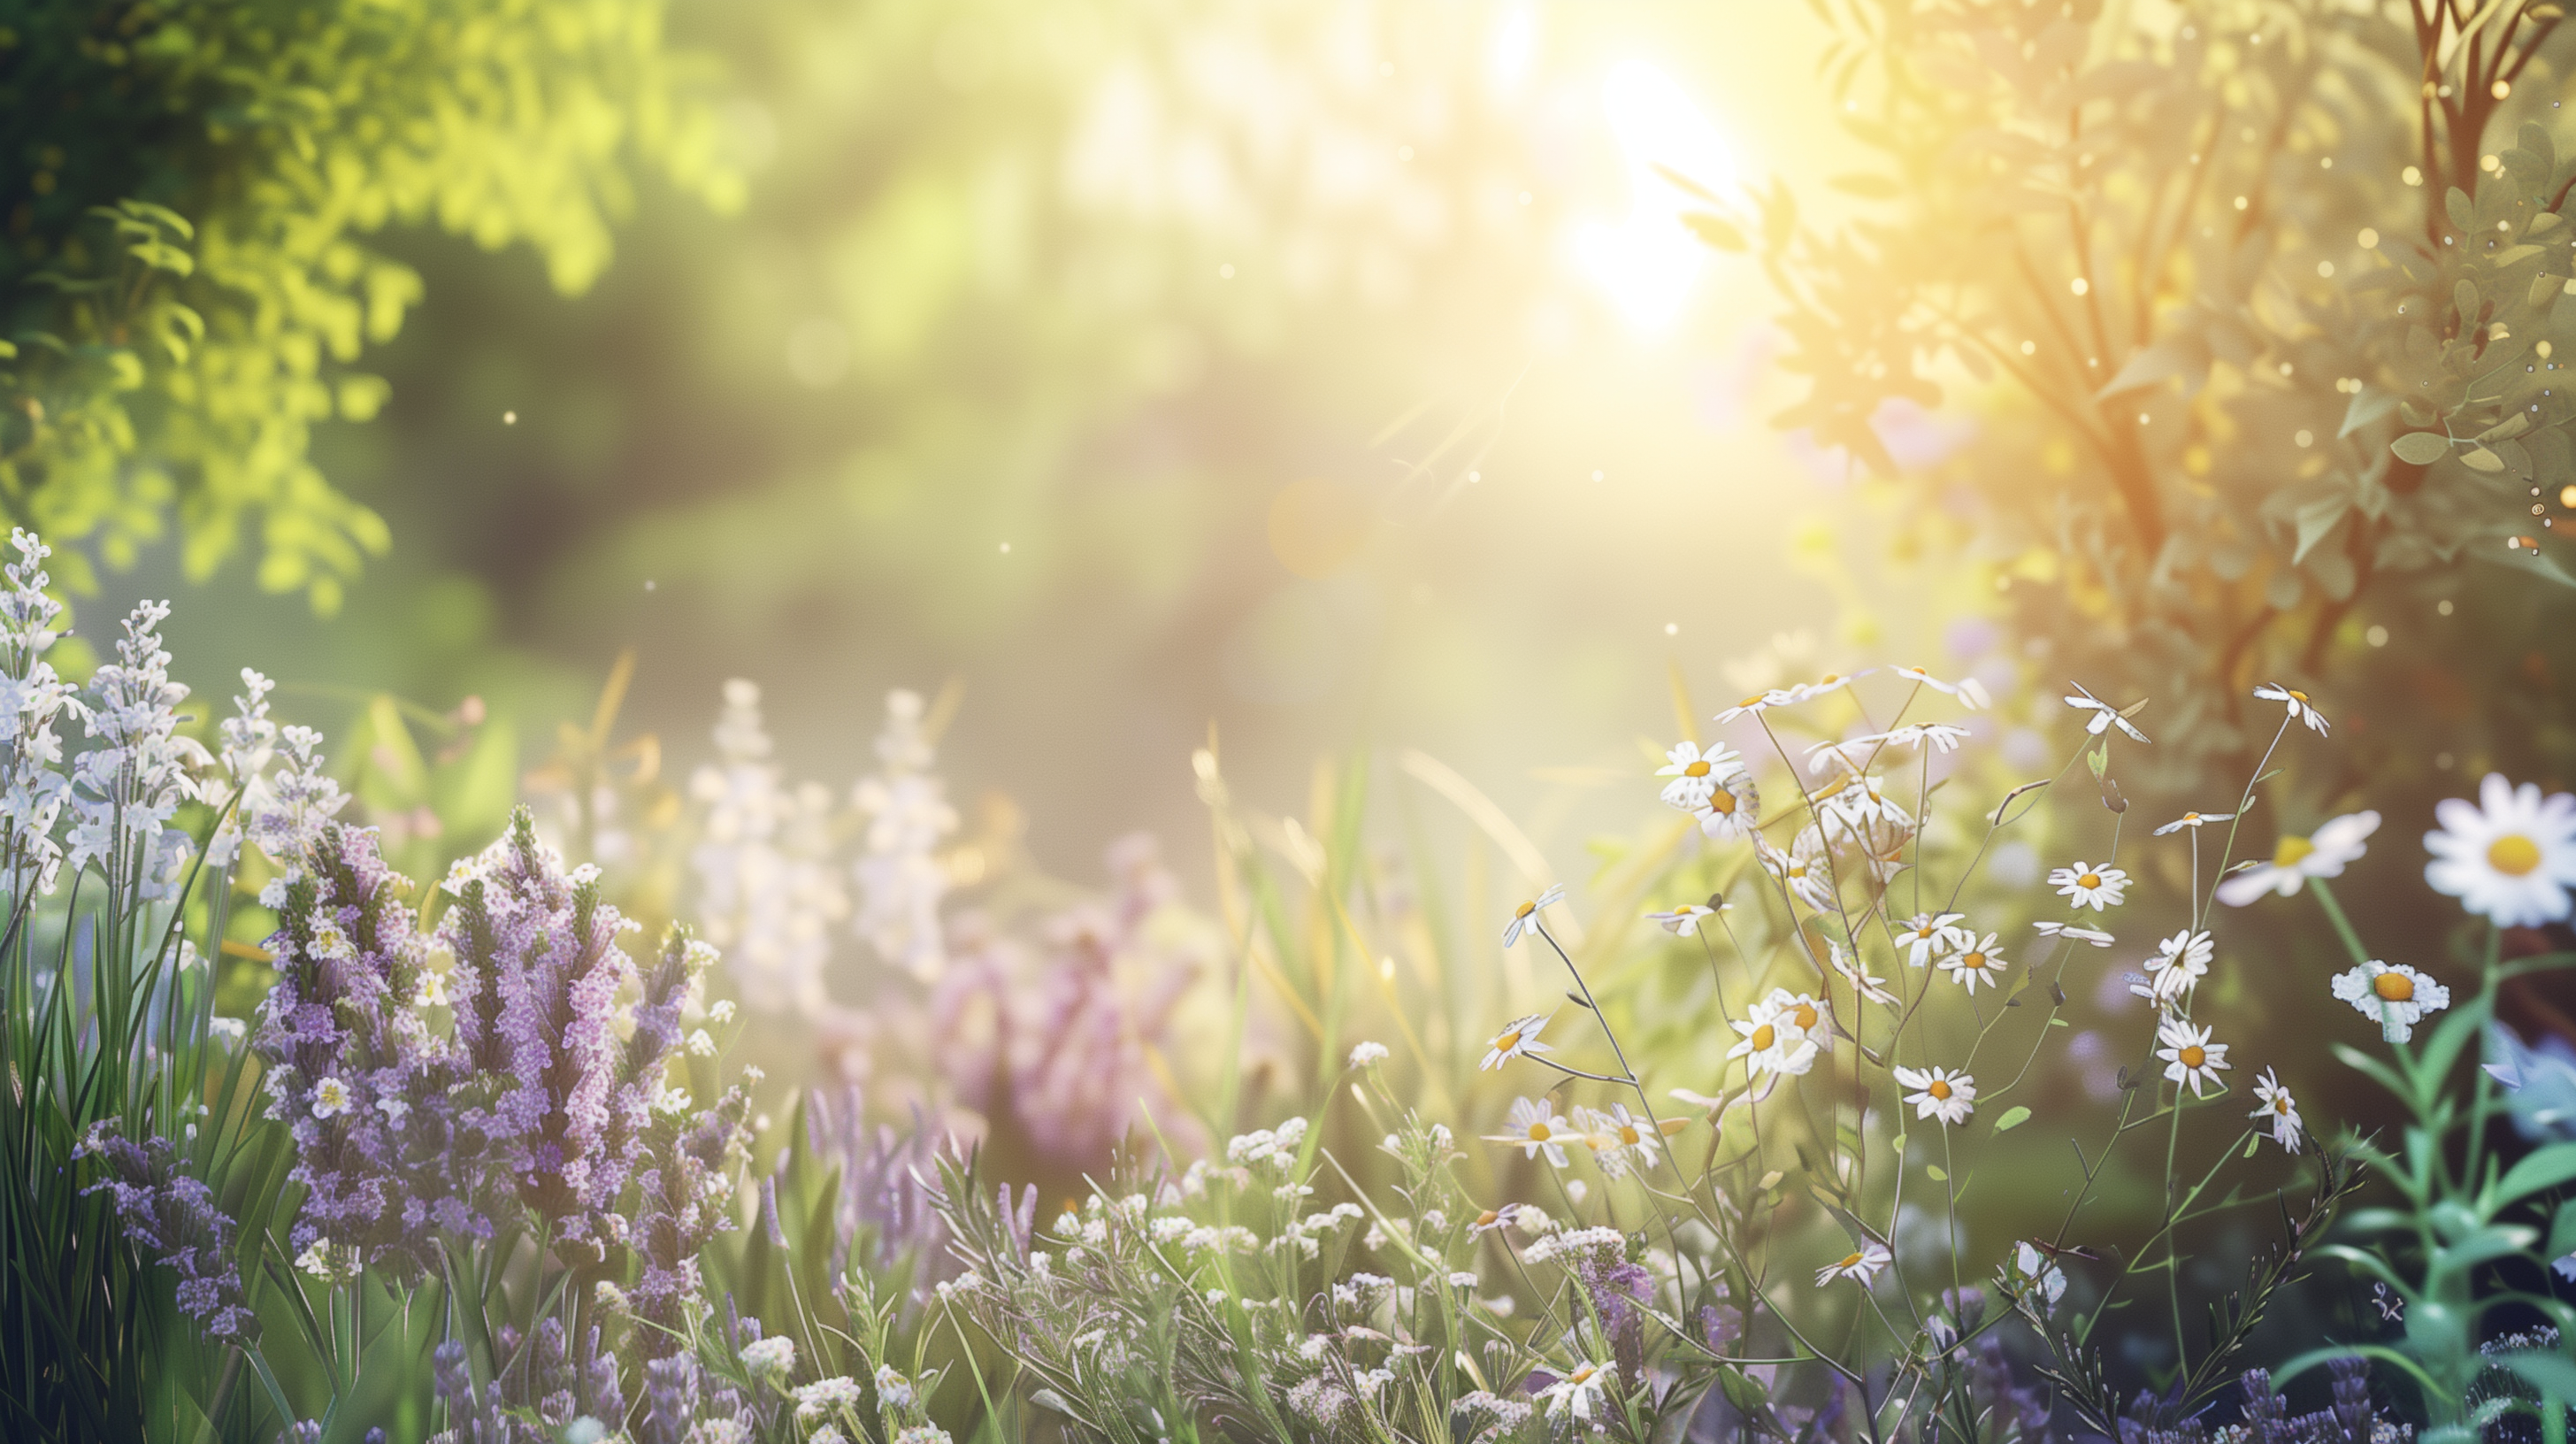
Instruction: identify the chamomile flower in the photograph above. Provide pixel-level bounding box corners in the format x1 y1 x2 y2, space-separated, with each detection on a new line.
1814 1240 1892 1287
1501 885 1567 948
1646 901 1724 936
1765 987 1829 1045
1656 741 1744 810
1488 1097 1571 1168
2049 861 2128 911
2143 930 2213 1006
1819 771 1913 831
2252 682 2330 735
1828 941 1899 1006
1728 996 1820 1079
1715 690 1797 724
1480 1014 1553 1071
1894 911 1967 967
1788 670 1874 703
2155 1018 2230 1097
2216 811 2380 906
1893 1065 1977 1125
1933 933 2003 993
310 1076 353 1120
1857 722 1973 754
1760 835 1837 912
1695 772 1762 841
2250 1068 2303 1153
2153 810 2236 836
2423 774 2576 927
2032 920 2115 947
1576 1102 1663 1171
1539 1361 1614 1423
2063 681 2150 742
1890 665 1991 708
2329 960 2450 1044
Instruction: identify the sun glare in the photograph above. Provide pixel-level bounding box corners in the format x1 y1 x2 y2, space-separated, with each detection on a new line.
1573 59 1740 336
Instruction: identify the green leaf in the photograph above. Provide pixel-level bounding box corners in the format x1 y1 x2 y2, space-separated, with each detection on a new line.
1925 1164 1949 1181
2494 1141 2576 1209
2462 445 2506 472
2391 431 2453 465
1994 1106 2031 1133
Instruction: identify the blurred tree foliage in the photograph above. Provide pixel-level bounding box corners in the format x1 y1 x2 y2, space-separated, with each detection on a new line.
0 0 737 611
1725 0 2576 790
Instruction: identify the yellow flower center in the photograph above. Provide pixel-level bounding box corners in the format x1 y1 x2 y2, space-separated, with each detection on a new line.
1684 759 1711 778
2079 872 2101 889
1751 1024 1776 1051
1737 695 1766 709
1837 1251 1864 1271
1476 1210 1499 1227
2288 688 2309 703
1569 1365 1595 1385
1527 1122 1552 1141
2179 1046 2206 1069
1928 1079 1951 1100
1961 952 1989 972
1494 1031 1522 1053
2182 811 2202 823
1617 1125 1641 1145
1819 673 1841 685
1514 900 1537 918
2273 835 2316 869
2373 971 2415 1002
1706 788 1737 815
1792 1002 1819 1030
2488 833 2542 877
2274 1096 2293 1115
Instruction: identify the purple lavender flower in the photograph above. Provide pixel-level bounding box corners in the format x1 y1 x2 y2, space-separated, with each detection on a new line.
80 1126 258 1342
629 1079 755 1351
251 815 472 1276
440 810 641 1252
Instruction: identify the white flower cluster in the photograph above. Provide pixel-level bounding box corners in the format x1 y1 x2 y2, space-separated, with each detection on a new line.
0 532 75 896
65 599 206 901
1223 1117 1309 1171
688 679 849 1012
851 688 957 981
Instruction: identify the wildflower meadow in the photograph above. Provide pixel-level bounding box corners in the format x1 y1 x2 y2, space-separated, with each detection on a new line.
10 3 2576 1443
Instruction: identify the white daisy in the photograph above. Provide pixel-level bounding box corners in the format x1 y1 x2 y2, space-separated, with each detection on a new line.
1715 690 1798 724
2143 930 2213 1006
2032 920 2115 948
415 969 448 1009
1814 1240 1892 1287
2252 682 2331 735
1787 670 1874 703
2152 810 2236 836
2063 681 2150 742
1695 772 1762 841
1501 884 1568 948
1480 1014 1554 1071
1728 995 1821 1079
1576 1102 1663 1172
1828 941 1899 1006
1890 665 1991 709
1893 1065 1977 1125
1646 901 1725 937
1487 1097 1572 1168
1657 741 1744 810
2329 960 2450 1044
1937 934 2007 995
1539 1361 1614 1423
1765 987 1831 1048
310 1076 353 1120
1863 722 1973 753
2049 862 2129 911
1893 911 1967 968
1760 834 1838 912
2249 1068 2303 1153
1819 772 1913 832
2216 811 2380 906
2423 774 2576 927
2155 1018 2230 1097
